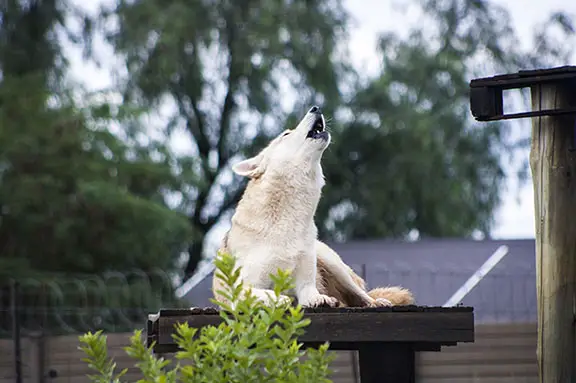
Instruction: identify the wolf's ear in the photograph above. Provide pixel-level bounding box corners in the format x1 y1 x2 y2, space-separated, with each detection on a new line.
232 155 264 178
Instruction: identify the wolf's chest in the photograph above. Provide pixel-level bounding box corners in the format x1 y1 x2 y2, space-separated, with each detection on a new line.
235 240 316 286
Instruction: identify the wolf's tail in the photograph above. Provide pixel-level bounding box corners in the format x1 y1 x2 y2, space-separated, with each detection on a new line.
368 286 415 306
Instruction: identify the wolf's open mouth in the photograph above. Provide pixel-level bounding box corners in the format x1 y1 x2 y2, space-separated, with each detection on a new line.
306 115 326 139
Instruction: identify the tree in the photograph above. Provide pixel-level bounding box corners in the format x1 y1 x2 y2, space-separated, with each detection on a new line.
316 0 576 241
100 0 575 278
102 0 351 278
0 1 194 335
0 0 65 88
0 0 192 277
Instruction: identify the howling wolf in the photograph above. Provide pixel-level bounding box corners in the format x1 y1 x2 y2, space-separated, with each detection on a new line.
213 106 414 308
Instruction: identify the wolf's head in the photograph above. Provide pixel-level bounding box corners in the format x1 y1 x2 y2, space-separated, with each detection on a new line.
232 106 330 183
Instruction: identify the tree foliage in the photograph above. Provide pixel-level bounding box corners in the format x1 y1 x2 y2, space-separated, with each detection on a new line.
0 0 192 277
317 0 575 241
2 0 575 286
97 0 576 276
101 0 351 277
0 1 195 334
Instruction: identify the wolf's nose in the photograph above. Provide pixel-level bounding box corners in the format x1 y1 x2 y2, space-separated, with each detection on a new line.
309 106 322 115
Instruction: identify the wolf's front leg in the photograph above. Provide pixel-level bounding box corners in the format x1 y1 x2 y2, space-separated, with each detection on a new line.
212 265 291 308
249 288 292 307
294 251 339 308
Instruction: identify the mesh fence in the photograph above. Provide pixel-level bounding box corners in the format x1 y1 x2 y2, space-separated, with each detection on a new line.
0 268 187 338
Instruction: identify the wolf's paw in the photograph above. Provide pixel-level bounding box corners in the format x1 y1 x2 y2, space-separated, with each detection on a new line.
300 294 339 308
263 293 292 307
275 294 292 306
251 289 292 307
370 297 393 307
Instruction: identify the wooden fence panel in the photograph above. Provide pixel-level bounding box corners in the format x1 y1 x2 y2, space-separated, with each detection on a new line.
417 323 537 383
0 336 40 383
0 323 537 383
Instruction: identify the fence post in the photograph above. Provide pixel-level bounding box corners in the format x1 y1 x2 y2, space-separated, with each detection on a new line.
26 332 46 383
11 280 23 383
470 66 576 382
529 81 576 382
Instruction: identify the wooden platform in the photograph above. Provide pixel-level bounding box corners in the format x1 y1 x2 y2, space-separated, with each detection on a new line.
147 306 474 383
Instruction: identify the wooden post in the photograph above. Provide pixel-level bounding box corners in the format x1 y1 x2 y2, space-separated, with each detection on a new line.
11 280 23 383
470 66 576 383
358 344 415 383
27 333 44 383
529 81 576 382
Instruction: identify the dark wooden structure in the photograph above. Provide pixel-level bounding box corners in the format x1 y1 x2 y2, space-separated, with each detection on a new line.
470 66 576 121
147 306 474 383
470 66 576 383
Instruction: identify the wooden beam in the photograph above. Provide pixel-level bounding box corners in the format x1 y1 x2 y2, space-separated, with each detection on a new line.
469 66 576 121
529 80 576 382
470 66 576 90
147 306 474 354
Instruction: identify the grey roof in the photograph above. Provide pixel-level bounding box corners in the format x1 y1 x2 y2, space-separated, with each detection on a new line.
183 238 536 324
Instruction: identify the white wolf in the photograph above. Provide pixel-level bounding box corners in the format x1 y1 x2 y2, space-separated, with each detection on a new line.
213 106 414 308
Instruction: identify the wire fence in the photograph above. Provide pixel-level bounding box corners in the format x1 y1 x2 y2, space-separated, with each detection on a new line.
0 268 187 339
183 264 538 325
1 264 538 340
359 265 537 324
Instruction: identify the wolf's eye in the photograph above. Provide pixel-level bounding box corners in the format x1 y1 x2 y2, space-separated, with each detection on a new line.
281 130 291 137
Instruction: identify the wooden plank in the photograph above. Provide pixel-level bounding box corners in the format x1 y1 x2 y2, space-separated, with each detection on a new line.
47 348 134 363
529 81 576 383
149 306 474 353
420 349 536 365
47 332 135 351
439 335 536 351
469 66 576 121
470 66 576 89
325 352 356 383
473 323 536 335
419 377 537 383
419 362 538 378
27 371 145 383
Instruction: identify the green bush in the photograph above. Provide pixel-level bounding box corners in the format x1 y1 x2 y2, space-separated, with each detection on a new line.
78 252 335 382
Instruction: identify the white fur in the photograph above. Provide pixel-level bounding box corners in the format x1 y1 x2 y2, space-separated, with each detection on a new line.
314 241 388 305
212 109 414 308
218 109 338 307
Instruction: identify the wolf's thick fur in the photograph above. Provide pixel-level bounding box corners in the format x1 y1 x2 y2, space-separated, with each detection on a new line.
212 107 414 308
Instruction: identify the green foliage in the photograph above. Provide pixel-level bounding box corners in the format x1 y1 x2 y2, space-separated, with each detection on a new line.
96 0 576 276
3 0 575 306
316 0 576 241
78 252 335 383
0 0 195 277
0 0 64 84
0 1 195 335
0 76 193 335
0 77 193 277
100 0 351 277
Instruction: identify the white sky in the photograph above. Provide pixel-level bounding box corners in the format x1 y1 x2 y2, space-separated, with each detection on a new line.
66 0 576 243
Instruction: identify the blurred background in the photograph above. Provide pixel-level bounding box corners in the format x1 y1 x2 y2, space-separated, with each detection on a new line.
0 0 575 382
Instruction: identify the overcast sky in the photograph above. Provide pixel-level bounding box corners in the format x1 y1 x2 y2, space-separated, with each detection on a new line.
67 0 576 242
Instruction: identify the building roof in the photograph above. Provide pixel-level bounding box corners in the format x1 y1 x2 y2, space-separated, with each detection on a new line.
183 238 536 324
